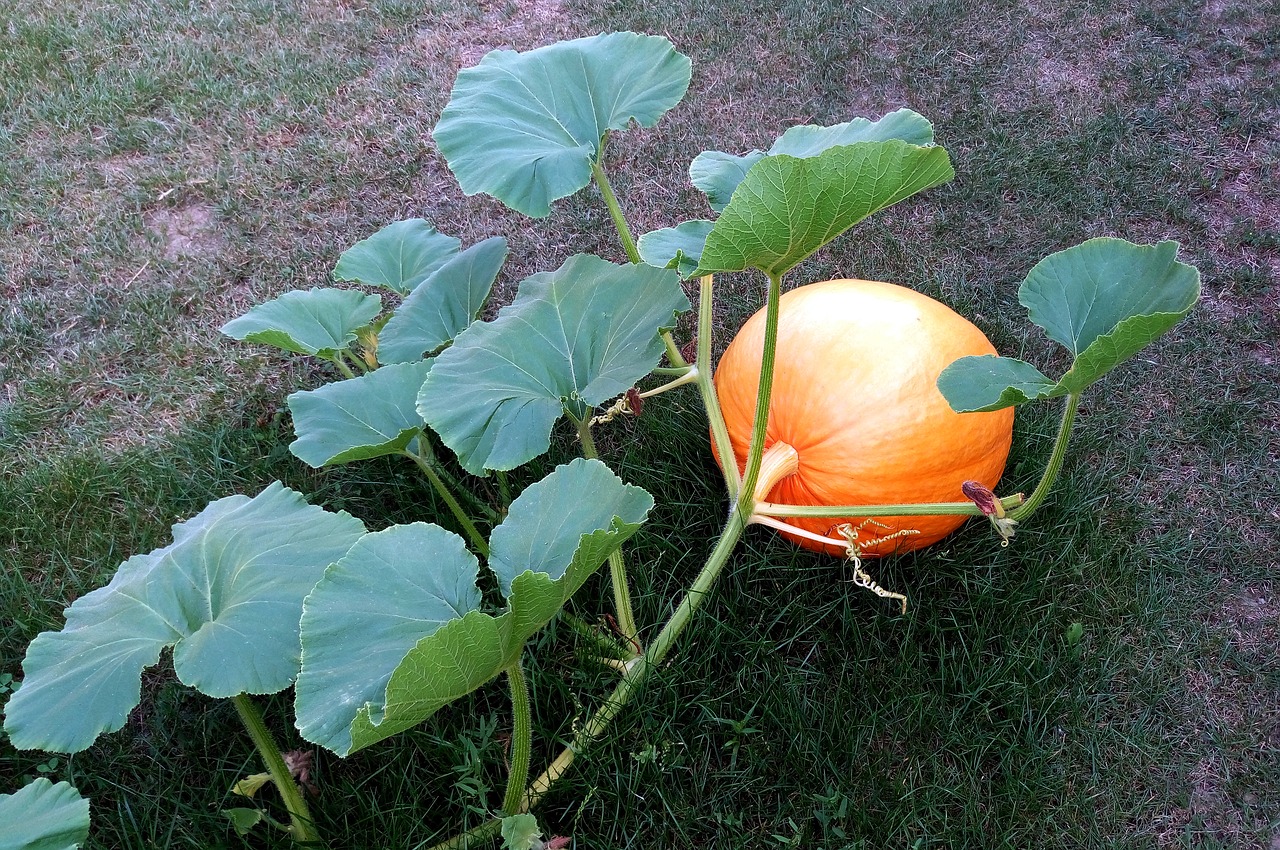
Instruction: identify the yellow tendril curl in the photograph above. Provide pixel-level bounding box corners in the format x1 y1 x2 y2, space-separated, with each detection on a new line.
836 520 918 615
588 390 640 427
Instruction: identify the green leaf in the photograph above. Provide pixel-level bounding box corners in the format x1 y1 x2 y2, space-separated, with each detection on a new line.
500 813 543 850
688 150 765 214
378 237 508 363
332 219 462 294
692 140 954 278
295 523 482 755
488 457 653 598
220 288 383 358
690 109 935 212
346 610 506 753
433 32 691 217
419 255 689 474
3 484 366 754
936 239 1201 412
349 460 651 752
222 808 265 837
636 220 714 277
297 460 651 754
287 359 433 467
1020 238 1200 393
768 109 935 157
0 779 90 850
936 355 1063 412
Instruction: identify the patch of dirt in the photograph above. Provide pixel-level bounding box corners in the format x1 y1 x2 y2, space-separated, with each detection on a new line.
415 0 573 71
1000 6 1134 118
1155 1 1280 290
1154 578 1280 849
98 153 154 188
1215 581 1280 662
144 202 224 262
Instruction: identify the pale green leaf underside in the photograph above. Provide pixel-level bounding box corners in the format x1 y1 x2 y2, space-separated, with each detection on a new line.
501 814 543 850
418 255 689 474
287 359 433 467
378 237 508 363
690 109 935 212
313 460 651 754
331 219 462 294
692 140 955 278
636 220 714 278
937 239 1200 412
688 150 765 214
433 32 691 217
937 355 1063 412
0 779 90 850
294 523 482 755
220 288 383 358
4 484 365 754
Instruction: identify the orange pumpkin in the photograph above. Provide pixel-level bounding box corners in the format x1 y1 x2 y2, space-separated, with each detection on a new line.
714 279 1014 557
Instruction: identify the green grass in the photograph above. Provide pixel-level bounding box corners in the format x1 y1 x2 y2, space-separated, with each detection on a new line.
3 0 1279 847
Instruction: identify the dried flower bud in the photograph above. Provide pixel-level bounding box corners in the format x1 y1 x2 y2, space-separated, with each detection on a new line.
283 749 319 797
961 480 999 516
679 337 697 365
962 481 1017 546
625 387 644 416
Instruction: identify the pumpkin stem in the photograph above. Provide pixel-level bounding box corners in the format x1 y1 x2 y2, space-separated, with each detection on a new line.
748 513 846 549
750 441 800 503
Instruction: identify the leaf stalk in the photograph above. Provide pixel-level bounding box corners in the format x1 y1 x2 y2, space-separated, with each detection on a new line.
404 447 490 557
755 494 1025 518
575 415 641 647
231 694 323 847
1008 392 1080 523
590 141 640 265
500 659 534 816
697 276 741 500
735 272 784 518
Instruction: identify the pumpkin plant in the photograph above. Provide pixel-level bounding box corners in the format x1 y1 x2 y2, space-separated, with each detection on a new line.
1 31 1200 850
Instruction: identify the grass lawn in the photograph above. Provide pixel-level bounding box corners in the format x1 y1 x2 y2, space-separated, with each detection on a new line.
2 0 1278 847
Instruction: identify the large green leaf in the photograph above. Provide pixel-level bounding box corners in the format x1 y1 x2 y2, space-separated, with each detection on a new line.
691 140 954 278
3 484 366 754
331 219 462 295
937 239 1201 412
418 255 689 474
936 355 1063 413
1021 239 1200 392
690 109 936 212
488 456 654 598
349 459 651 752
294 459 652 755
294 523 482 755
377 236 508 363
433 32 691 217
287 359 433 467
220 288 383 358
0 779 90 850
636 219 714 278
488 458 652 642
